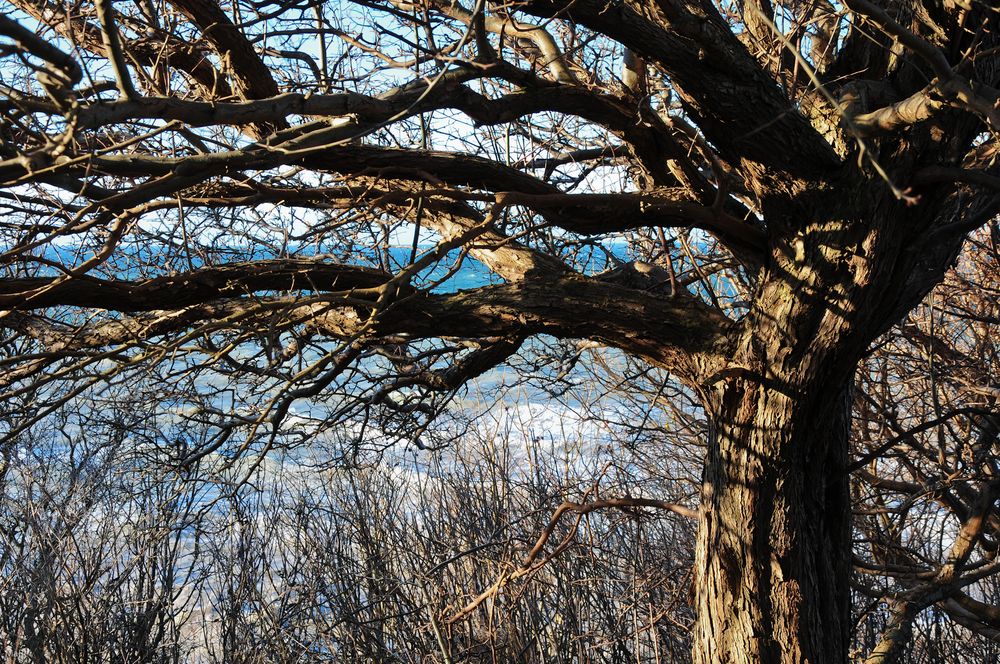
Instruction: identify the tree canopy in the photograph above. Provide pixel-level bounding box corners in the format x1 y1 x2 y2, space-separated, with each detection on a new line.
1 0 1000 662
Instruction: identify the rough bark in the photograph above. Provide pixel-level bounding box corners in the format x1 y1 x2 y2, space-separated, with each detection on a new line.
4 0 1000 661
686 170 966 662
694 376 852 664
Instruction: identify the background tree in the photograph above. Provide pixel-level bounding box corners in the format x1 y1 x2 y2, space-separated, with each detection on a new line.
0 1 999 663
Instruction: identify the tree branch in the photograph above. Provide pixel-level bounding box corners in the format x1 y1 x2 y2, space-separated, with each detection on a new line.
0 259 392 310
522 0 840 179
8 0 233 98
94 0 138 100
3 270 735 383
844 0 1000 131
447 495 696 624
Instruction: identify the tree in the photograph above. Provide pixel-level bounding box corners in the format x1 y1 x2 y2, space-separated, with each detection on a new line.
0 0 999 662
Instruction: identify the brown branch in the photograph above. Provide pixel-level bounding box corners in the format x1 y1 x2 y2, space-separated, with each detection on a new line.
511 146 623 170
68 64 689 186
0 142 562 200
852 87 947 137
0 15 82 90
0 260 392 311
7 0 233 98
864 480 1000 663
522 0 840 178
4 129 761 262
165 0 285 137
3 272 735 383
494 190 767 258
945 591 1000 629
367 335 525 410
842 0 953 78
167 0 278 102
427 0 578 83
844 0 1000 131
849 407 1000 473
913 166 1000 191
447 495 696 624
94 0 138 100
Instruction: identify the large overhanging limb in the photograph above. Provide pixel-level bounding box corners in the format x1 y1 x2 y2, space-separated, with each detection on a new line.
1 267 736 386
9 61 697 191
491 190 766 261
128 179 766 264
1 1 784 226
0 139 574 194
5 11 680 161
165 73 682 181
2 141 766 266
0 259 392 310
0 145 560 229
0 18 752 254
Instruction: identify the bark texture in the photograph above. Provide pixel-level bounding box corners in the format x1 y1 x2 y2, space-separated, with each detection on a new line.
694 378 852 664
3 0 1000 661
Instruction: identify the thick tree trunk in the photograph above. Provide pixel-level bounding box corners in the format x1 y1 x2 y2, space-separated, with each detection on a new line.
685 179 934 664
692 377 853 664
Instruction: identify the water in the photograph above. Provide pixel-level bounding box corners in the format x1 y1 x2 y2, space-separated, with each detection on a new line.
26 243 499 292
384 246 497 292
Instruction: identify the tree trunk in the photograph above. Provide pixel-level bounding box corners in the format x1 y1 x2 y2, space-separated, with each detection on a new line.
685 179 939 663
692 376 853 664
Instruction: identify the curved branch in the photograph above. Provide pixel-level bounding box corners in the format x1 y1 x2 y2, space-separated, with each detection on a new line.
0 15 82 89
447 495 696 624
167 0 279 103
94 0 138 100
429 0 577 83
67 64 689 186
495 190 766 258
8 0 233 98
522 0 840 179
844 0 1000 131
3 270 735 383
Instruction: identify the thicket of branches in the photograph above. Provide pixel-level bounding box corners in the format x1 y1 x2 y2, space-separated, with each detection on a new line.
2 240 999 662
1 0 1000 661
2 240 998 662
